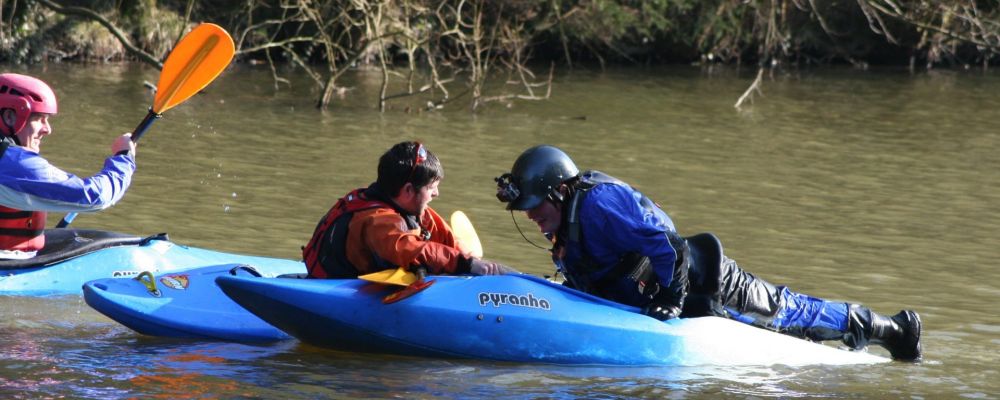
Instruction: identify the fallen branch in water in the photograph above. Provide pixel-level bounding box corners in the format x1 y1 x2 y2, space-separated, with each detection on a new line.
481 62 555 104
734 68 765 110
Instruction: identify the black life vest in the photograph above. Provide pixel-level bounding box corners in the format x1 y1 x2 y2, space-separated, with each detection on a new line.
0 137 46 253
302 185 420 278
554 171 689 309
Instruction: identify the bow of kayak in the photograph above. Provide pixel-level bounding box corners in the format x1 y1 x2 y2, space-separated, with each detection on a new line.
84 264 293 341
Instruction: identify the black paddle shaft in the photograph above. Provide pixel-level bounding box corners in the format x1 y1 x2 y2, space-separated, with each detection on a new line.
131 109 163 142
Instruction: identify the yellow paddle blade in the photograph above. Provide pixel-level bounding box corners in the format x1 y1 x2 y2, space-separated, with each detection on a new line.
153 23 235 114
451 210 483 258
359 267 417 287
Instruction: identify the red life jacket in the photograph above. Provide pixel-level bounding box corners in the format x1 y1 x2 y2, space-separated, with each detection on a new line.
0 205 46 253
302 188 393 278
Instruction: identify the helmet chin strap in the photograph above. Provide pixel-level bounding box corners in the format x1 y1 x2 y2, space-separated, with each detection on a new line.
509 210 550 251
3 130 21 146
546 181 574 205
0 109 20 143
512 185 572 252
5 131 20 145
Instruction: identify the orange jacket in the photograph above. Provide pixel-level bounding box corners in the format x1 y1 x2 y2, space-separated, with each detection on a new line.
345 206 468 275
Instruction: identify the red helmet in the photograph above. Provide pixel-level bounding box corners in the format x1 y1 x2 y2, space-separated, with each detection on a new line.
0 73 58 135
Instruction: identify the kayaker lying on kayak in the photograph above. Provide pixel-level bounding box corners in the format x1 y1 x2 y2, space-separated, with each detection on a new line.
494 145 922 361
0 73 136 260
304 141 511 279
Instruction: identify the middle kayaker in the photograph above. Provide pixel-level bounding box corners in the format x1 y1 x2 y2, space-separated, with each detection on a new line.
304 141 510 278
494 144 923 362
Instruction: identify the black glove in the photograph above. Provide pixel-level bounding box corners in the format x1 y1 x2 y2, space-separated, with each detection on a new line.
470 258 520 275
642 303 682 321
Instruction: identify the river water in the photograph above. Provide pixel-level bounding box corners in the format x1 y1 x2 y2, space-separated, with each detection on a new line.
1 63 998 398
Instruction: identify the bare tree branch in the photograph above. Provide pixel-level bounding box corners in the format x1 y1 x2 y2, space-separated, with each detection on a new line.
734 67 765 109
35 0 163 68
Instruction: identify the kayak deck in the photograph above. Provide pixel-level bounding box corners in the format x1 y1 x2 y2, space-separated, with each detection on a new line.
217 273 889 366
0 229 304 296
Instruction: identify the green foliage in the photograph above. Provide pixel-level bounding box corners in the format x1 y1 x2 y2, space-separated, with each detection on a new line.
2 0 188 62
62 20 124 60
1 1 45 63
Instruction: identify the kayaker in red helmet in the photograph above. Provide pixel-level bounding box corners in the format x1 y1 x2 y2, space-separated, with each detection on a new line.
304 141 510 278
0 73 136 259
496 145 922 361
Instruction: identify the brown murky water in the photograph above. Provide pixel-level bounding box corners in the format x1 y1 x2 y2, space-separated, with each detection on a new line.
1 63 997 398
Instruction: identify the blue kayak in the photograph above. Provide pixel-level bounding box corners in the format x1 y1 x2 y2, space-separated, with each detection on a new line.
0 229 304 296
83 263 294 341
217 273 889 366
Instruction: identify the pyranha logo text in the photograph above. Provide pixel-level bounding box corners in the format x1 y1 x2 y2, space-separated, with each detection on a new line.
478 292 551 310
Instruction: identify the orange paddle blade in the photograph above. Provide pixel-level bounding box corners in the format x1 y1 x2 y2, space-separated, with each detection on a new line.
153 23 235 114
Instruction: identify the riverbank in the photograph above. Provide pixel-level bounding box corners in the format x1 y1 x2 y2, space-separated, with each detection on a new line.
5 1 999 67
3 1 999 110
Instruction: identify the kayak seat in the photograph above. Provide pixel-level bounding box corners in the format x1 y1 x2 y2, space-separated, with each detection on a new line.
0 229 152 270
681 232 725 318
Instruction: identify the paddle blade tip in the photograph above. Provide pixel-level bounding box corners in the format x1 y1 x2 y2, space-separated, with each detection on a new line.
451 210 483 258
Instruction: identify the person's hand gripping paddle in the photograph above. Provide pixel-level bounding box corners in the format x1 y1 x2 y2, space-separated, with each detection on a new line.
57 23 235 228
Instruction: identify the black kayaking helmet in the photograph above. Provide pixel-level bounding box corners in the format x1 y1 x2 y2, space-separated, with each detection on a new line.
496 145 580 210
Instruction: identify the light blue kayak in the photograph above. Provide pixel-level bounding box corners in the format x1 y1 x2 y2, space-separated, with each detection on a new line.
83 263 294 341
217 273 890 367
0 229 304 296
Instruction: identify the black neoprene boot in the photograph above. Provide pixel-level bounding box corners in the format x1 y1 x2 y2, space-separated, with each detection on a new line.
846 305 922 361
